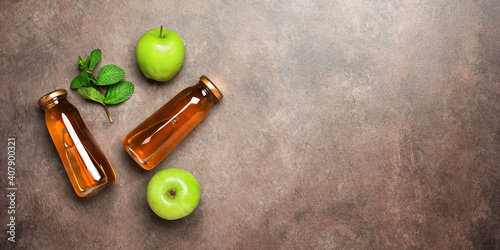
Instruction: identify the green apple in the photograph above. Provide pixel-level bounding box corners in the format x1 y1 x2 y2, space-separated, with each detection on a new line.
136 25 185 82
147 168 200 220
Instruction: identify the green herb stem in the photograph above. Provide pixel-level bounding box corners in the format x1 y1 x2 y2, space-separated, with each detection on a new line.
90 71 113 123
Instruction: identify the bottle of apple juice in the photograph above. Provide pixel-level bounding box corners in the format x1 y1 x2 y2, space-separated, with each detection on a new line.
123 75 223 170
38 89 116 197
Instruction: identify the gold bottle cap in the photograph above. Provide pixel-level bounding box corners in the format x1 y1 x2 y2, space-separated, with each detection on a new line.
38 89 68 107
199 75 223 101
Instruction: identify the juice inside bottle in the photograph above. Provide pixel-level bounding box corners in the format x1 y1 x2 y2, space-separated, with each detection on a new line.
123 76 223 170
39 90 116 197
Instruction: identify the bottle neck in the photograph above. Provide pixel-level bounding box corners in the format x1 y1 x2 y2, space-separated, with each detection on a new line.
197 83 219 103
41 96 69 110
198 76 223 102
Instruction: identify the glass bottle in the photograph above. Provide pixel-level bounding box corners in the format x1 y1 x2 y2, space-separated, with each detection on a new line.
38 89 116 197
123 75 223 170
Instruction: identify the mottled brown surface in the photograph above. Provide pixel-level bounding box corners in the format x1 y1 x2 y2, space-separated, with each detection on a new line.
1 0 500 249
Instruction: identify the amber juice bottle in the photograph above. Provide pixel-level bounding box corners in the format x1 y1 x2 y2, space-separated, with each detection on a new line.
39 89 116 197
123 75 223 170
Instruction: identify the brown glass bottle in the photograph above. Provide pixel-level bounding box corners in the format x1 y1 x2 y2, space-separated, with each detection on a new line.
123 75 223 170
38 89 116 197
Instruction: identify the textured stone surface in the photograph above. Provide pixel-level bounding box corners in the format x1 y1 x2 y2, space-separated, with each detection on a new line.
1 0 500 249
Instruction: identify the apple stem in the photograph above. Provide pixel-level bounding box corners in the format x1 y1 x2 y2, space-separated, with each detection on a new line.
160 25 164 38
167 189 176 199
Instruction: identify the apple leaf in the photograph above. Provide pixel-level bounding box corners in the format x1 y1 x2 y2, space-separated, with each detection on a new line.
77 87 105 105
95 65 125 86
104 81 134 104
70 71 91 89
86 49 101 71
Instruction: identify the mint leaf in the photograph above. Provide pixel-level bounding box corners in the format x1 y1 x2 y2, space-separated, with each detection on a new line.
81 70 90 84
77 87 105 105
70 71 91 89
76 56 85 69
95 65 125 86
104 81 134 104
70 75 85 89
87 49 101 71
84 56 91 69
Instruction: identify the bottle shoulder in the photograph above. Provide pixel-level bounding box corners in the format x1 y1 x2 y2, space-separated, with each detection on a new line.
165 85 214 109
44 100 80 120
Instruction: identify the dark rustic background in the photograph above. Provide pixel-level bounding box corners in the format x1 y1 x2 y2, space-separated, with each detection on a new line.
1 0 500 249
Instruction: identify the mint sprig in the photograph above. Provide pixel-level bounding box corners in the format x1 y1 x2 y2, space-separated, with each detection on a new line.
71 49 135 123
